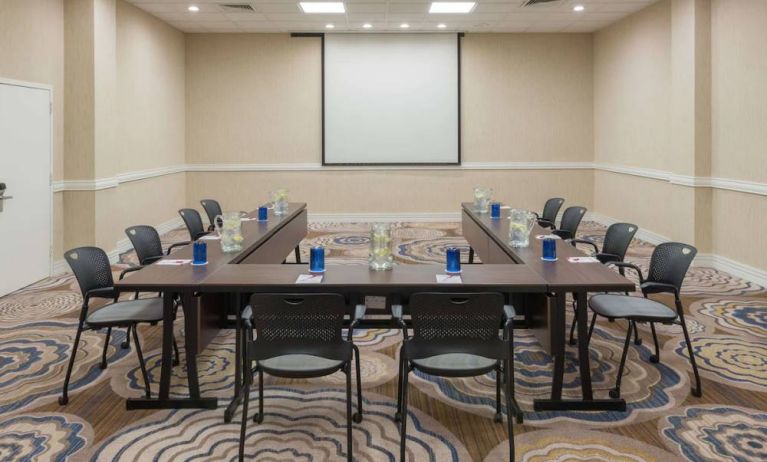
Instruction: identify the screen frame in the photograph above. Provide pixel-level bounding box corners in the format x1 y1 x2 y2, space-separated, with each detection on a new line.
292 32 463 167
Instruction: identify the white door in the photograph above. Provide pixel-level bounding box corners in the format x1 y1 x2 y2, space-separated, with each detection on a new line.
0 81 52 297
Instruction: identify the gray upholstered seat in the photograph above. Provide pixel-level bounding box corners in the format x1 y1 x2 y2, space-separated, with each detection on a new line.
589 294 676 321
259 354 344 373
86 297 164 327
412 353 497 373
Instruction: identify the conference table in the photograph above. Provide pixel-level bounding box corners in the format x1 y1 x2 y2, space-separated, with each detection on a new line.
115 203 308 410
462 203 635 411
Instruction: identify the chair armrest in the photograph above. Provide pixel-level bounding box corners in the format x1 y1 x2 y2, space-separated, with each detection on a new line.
552 229 572 240
390 304 409 340
119 266 143 280
607 261 645 284
537 218 556 230
84 287 118 306
640 282 680 298
596 253 622 264
166 241 190 255
142 255 164 265
570 238 599 255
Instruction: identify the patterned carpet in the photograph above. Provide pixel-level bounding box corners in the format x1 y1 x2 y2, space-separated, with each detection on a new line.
1 220 766 461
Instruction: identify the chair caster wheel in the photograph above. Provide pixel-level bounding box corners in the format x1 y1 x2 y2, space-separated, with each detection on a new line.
692 388 702 398
58 396 68 405
353 413 363 423
568 338 577 346
224 411 233 423
99 363 107 370
649 354 659 363
121 341 130 349
394 412 402 422
252 413 264 424
494 412 503 423
634 338 643 346
609 388 621 399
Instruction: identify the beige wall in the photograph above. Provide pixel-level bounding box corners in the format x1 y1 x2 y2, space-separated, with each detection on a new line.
710 0 767 269
185 33 595 213
0 0 66 256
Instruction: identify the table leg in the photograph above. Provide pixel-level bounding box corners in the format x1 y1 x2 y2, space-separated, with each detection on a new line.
550 292 565 400
182 291 201 400
225 292 245 423
576 290 593 400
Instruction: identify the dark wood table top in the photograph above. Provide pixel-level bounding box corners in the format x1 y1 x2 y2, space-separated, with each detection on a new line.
115 203 307 291
199 263 549 293
462 203 635 292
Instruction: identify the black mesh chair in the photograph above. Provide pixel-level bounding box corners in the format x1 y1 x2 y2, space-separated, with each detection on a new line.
178 208 208 241
568 222 639 345
238 293 364 462
535 197 565 229
587 242 702 398
551 206 587 240
394 293 517 462
60 247 174 404
200 199 223 232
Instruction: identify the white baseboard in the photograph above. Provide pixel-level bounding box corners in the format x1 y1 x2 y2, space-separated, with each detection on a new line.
693 254 767 288
51 216 185 275
585 212 669 246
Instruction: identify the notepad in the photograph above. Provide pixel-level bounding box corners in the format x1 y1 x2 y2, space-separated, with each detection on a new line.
296 274 324 284
156 259 191 266
199 235 220 240
436 274 462 284
568 256 600 263
536 234 561 240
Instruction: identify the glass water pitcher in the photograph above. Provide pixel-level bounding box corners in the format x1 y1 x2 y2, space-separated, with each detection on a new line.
214 212 244 253
369 223 394 271
473 187 493 213
508 208 536 248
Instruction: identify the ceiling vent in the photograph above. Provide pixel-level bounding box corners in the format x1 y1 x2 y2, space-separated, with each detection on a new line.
219 3 256 12
521 0 561 6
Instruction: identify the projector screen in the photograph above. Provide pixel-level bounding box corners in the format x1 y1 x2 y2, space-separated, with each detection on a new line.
323 34 460 165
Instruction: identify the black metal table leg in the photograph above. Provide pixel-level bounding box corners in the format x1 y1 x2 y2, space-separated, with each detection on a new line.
576 290 593 400
225 292 243 422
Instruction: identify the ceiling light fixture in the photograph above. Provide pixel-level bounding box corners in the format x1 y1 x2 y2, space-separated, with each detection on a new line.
429 2 476 14
363 23 372 29
325 23 335 29
188 5 199 12
299 2 345 14
437 23 447 29
400 23 410 29
573 4 585 12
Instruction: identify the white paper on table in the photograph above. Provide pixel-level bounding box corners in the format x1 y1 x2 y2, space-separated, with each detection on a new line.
500 205 511 209
241 217 258 222
156 259 192 266
568 256 600 263
536 234 561 240
436 274 463 284
199 235 221 240
296 274 324 284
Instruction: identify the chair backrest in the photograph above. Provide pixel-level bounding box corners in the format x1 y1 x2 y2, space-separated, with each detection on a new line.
409 292 504 342
541 198 565 223
249 293 347 345
64 246 114 296
200 199 222 228
601 222 638 261
178 208 206 240
647 242 697 291
125 225 163 265
559 206 587 236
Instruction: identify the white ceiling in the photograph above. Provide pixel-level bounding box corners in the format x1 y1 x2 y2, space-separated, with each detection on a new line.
127 0 658 33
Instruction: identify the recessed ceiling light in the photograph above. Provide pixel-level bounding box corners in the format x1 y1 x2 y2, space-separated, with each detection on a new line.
299 2 345 14
187 5 199 12
400 23 410 29
325 23 335 29
437 23 447 29
573 4 585 12
363 23 373 29
429 2 476 14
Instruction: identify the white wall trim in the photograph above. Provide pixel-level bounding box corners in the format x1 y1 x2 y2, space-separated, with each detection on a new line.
585 212 670 246
693 254 767 289
52 164 185 192
186 161 594 173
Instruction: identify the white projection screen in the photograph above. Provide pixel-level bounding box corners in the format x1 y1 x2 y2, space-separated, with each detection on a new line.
323 34 460 165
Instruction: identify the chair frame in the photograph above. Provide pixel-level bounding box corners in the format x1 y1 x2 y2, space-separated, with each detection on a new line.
587 258 702 399
238 294 363 462
394 293 518 462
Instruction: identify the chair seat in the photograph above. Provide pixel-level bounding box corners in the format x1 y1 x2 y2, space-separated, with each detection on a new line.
412 353 498 375
259 354 345 375
86 297 164 327
589 294 677 322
